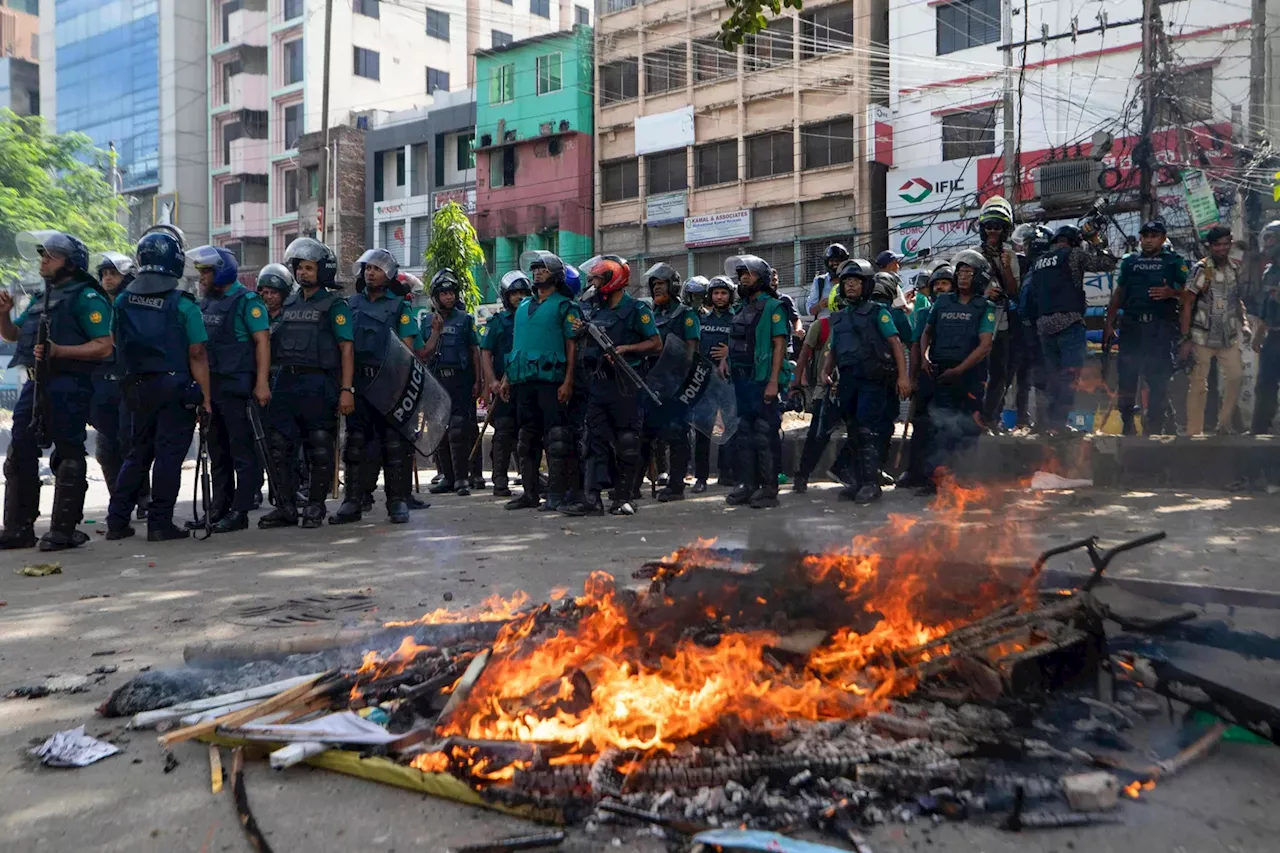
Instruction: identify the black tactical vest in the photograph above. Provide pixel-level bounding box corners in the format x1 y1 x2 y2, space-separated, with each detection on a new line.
200 289 256 376
272 290 341 371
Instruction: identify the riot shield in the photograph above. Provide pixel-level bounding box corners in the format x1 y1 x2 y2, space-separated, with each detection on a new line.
360 329 451 457
646 334 740 444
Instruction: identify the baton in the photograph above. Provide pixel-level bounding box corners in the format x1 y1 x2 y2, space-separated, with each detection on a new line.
246 401 279 507
470 394 495 462
194 411 214 541
332 411 346 499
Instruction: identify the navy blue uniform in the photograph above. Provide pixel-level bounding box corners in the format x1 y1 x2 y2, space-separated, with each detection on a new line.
427 307 480 492
1252 261 1280 433
1113 249 1188 434
920 293 994 479
694 307 735 484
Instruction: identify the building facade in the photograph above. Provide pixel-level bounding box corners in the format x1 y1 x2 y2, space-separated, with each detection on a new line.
474 25 594 279
593 0 886 298
886 0 1252 274
0 0 39 116
363 91 479 289
206 0 584 268
39 0 209 244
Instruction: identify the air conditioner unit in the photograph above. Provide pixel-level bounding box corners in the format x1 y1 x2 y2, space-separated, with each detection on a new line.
1034 159 1101 210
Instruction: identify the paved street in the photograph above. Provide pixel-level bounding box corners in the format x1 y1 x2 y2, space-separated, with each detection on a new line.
2 467 1279 853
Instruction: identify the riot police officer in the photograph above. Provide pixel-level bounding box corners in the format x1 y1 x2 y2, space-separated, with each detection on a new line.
481 270 532 497
188 246 271 532
104 230 213 541
973 197 1021 428
329 248 419 525
501 252 581 511
423 269 481 496
897 264 955 489
871 271 914 476
642 263 701 501
89 251 149 513
258 237 356 529
724 255 788 509
913 250 996 494
808 244 849 319
683 275 709 310
819 260 911 504
0 232 114 550
257 263 295 328
560 255 660 517
1104 220 1187 435
693 275 736 491
1250 221 1280 433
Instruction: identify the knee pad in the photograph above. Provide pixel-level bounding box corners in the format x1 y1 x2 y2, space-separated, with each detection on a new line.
54 452 87 482
546 426 572 460
308 430 334 467
517 425 538 457
616 430 641 465
494 415 517 437
751 418 774 450
448 414 467 434
382 434 406 457
344 432 366 465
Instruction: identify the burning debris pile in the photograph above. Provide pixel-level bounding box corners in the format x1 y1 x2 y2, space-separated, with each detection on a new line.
102 487 1280 850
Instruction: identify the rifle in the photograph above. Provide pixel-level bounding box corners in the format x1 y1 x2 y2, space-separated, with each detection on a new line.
584 321 662 404
246 401 279 507
29 284 53 448
469 395 495 462
193 411 213 541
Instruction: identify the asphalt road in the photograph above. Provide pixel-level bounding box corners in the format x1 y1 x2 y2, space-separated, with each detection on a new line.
2 466 1278 853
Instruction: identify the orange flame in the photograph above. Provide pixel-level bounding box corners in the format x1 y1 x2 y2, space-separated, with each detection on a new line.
384 591 532 627
1123 779 1155 799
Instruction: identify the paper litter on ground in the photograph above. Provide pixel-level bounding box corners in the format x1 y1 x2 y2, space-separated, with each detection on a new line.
236 711 402 745
1030 471 1094 490
30 726 120 767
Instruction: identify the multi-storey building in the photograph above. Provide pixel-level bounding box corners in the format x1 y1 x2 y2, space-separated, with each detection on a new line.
39 0 210 244
593 0 887 298
0 0 39 116
207 0 582 269
474 25 595 279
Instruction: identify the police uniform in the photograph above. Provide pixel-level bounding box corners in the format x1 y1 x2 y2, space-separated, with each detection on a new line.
1114 247 1188 434
106 241 209 541
260 280 353 528
919 292 995 481
427 301 481 494
693 304 735 487
1252 256 1280 433
642 297 701 500
726 285 788 508
2 237 114 551
1028 246 1087 428
479 298 520 496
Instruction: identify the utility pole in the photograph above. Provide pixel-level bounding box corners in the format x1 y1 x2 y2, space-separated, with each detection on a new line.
1246 0 1268 237
1138 0 1156 222
319 0 334 244
1001 0 1017 202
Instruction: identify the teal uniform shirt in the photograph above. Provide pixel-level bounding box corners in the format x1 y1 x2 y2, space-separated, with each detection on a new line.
222 283 271 341
16 283 114 340
888 305 912 341
111 290 207 344
747 292 788 383
506 293 582 383
668 304 701 341
911 297 933 343
618 293 660 367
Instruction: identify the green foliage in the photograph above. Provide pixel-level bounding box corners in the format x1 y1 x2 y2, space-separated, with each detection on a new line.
718 0 805 49
0 109 129 284
423 201 485 311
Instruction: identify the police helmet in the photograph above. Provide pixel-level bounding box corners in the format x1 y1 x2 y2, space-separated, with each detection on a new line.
725 254 773 295
499 270 533 307
1029 225 1054 255
256 263 296 295
871 271 902 305
92 251 136 282
831 258 875 307
683 275 709 307
978 195 1014 231
353 248 404 294
15 231 91 276
1011 223 1036 250
143 223 187 248
928 264 956 292
1262 221 1280 252
580 255 631 297
823 243 850 267
950 248 992 290
644 262 682 300
563 264 582 297
430 268 462 304
284 237 339 288
521 250 566 282
189 245 240 287
1053 224 1083 247
135 230 186 278
706 275 737 305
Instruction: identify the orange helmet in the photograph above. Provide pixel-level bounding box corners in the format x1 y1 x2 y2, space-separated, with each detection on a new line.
580 254 630 296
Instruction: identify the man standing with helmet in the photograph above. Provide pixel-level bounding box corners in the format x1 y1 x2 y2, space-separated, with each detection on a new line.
693 275 737 491
327 249 419 525
0 232 114 550
561 255 660 517
501 252 581 511
188 245 271 533
897 264 954 489
808 244 849 319
481 270 533 497
1104 220 1186 435
423 269 482 496
103 229 212 541
1249 221 1280 433
256 263 295 328
871 271 913 477
258 237 355 530
913 250 996 493
973 197 1021 428
724 254 788 509
1028 224 1116 432
642 262 701 501
819 260 911 504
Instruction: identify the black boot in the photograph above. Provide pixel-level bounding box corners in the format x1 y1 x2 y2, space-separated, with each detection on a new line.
0 459 39 550
211 510 250 532
383 442 413 524
135 480 152 520
40 456 88 552
147 523 190 542
302 429 334 527
258 433 299 528
726 432 756 505
854 429 884 505
430 440 458 494
749 424 779 509
559 490 604 516
97 446 122 501
408 494 430 510
448 425 472 495
506 432 541 509
691 479 707 493
491 425 515 497
329 455 364 525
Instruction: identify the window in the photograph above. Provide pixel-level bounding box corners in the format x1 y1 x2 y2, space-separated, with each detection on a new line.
380 220 407 264
354 47 380 80
575 5 590 25
936 0 1000 55
306 165 319 201
492 30 512 48
605 0 635 11
221 0 242 44
647 150 687 194
600 57 639 104
284 0 302 20
396 149 406 186
283 103 301 150
491 147 516 188
645 45 686 94
354 0 379 18
221 59 241 105
746 18 793 71
489 63 515 104
941 107 995 160
427 67 450 94
800 4 855 58
802 118 854 169
602 159 639 201
536 53 563 95
457 134 475 171
284 168 299 213
283 40 303 85
224 181 243 225
1156 67 1213 126
746 131 793 178
411 217 431 258
693 38 736 82
222 120 242 166
530 0 550 18
695 140 737 186
426 8 450 41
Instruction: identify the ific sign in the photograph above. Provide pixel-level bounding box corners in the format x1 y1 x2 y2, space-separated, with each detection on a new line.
886 161 977 217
